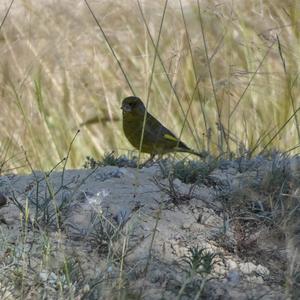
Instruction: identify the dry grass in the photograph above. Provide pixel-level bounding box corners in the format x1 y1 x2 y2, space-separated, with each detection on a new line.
0 3 300 297
0 0 299 171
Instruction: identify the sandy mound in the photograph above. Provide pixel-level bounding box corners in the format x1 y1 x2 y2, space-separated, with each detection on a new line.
0 156 299 299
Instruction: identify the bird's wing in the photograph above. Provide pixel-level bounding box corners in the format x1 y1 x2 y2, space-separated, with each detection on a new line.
144 113 190 150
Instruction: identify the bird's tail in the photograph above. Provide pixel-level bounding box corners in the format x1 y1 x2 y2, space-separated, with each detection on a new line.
177 147 208 158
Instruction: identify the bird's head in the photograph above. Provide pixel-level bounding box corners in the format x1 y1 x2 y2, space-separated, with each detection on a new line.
121 96 145 116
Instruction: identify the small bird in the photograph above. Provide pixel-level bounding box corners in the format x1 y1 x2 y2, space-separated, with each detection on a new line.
121 96 204 159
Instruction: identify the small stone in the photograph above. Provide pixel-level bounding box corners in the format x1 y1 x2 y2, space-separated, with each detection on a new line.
227 270 240 285
227 259 238 270
181 222 191 230
39 270 49 281
239 262 258 274
83 284 90 293
256 264 270 276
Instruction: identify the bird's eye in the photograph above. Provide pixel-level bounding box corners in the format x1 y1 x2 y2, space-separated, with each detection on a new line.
122 102 132 112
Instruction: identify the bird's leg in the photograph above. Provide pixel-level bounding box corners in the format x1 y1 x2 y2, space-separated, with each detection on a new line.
139 154 156 168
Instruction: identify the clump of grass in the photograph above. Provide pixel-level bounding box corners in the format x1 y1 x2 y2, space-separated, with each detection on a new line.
182 246 218 277
154 174 195 206
259 155 292 197
84 152 138 169
177 246 218 299
2 183 133 299
86 211 126 259
0 233 108 300
159 158 219 184
9 132 99 230
213 153 300 297
217 154 299 225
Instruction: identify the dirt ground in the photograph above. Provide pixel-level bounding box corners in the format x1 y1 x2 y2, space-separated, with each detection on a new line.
1 155 299 299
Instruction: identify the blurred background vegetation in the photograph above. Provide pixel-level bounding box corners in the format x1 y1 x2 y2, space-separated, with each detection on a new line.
0 0 299 172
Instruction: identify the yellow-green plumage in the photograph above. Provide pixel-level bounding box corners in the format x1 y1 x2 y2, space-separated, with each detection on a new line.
121 96 203 158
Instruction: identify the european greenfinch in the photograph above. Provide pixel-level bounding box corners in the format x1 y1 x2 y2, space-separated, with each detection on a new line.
121 96 204 158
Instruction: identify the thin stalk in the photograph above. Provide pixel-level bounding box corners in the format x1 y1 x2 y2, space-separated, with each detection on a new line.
137 204 162 300
229 39 276 118
277 35 300 144
179 0 208 144
197 3 221 125
259 106 300 154
84 0 135 95
0 0 15 31
137 0 168 166
61 130 80 187
137 0 200 149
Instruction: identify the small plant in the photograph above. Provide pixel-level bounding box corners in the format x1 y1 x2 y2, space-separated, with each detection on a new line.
9 134 100 230
84 152 138 168
260 155 291 195
159 159 218 184
154 175 195 206
182 246 217 277
61 256 85 292
89 212 123 257
176 246 218 299
68 209 127 259
10 168 76 230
